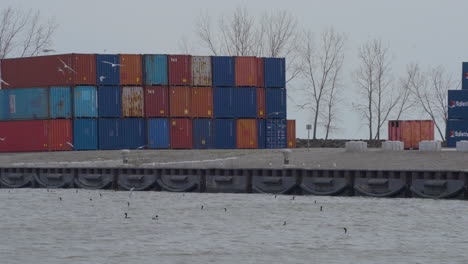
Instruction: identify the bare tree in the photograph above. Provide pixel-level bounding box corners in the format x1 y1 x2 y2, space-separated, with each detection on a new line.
394 64 417 120
0 6 57 59
298 28 345 140
323 59 343 139
353 39 398 140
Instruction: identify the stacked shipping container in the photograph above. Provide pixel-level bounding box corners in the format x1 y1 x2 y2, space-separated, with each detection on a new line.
0 53 295 151
446 65 468 147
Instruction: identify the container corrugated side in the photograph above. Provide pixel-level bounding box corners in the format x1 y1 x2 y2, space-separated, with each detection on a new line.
287 120 296 148
96 54 120 86
98 119 122 150
168 55 191 86
145 86 169 117
49 87 71 119
266 119 287 148
0 88 49 120
257 88 265 118
73 119 98 150
447 120 468 147
257 119 266 149
388 120 401 141
213 119 236 149
213 88 234 118
265 88 286 119
170 86 191 117
147 118 170 149
48 119 73 151
233 87 257 118
121 118 145 149
98 86 122 118
144 55 168 85
191 87 213 118
122 87 144 117
235 56 258 87
0 120 48 152
74 86 98 118
170 118 193 149
212 56 235 87
448 90 468 119
72 54 97 86
257 58 264 87
192 56 212 86
264 58 285 88
236 119 257 149
120 54 142 85
420 120 435 143
193 119 214 149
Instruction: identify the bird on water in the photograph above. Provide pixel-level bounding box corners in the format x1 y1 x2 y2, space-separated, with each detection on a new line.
320 206 323 211
201 205 204 210
124 213 131 219
224 208 227 212
152 215 158 220
283 221 287 226
343 228 347 234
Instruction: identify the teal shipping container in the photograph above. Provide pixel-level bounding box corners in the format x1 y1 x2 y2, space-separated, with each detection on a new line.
73 119 98 150
74 86 98 118
49 87 71 119
0 88 48 120
144 55 168 85
147 118 170 149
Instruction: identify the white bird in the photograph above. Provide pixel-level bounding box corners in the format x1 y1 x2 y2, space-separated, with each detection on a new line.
58 58 77 73
57 67 65 75
136 145 146 150
99 76 106 82
333 162 337 167
101 60 124 67
0 79 10 86
66 142 74 148
129 187 135 198
0 137 6 141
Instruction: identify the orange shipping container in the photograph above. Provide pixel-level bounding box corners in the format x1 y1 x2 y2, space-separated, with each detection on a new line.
120 54 142 85
257 58 264 87
287 120 296 148
236 119 258 149
235 56 258 87
48 119 73 151
122 87 144 117
191 87 213 118
170 86 191 117
388 120 434 149
257 88 265 118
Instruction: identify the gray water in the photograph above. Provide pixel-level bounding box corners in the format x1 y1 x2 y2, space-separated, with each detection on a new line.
0 189 467 264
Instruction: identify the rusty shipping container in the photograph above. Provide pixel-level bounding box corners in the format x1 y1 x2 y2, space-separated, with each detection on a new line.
257 58 264 87
1 54 96 89
257 88 265 119
48 119 73 151
168 55 191 86
191 87 213 118
236 119 258 149
287 120 296 148
145 86 169 117
170 86 191 117
122 87 144 117
235 57 258 87
192 56 212 86
170 118 193 149
388 120 434 149
120 54 142 85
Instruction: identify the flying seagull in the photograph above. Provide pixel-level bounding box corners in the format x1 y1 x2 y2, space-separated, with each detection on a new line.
58 58 77 73
0 78 10 86
101 61 124 67
0 138 6 141
57 67 65 75
99 76 106 82
66 142 74 148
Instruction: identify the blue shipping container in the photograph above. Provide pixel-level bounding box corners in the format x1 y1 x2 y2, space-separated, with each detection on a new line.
214 88 234 118
448 90 468 119
49 87 71 119
0 88 48 120
96 54 120 86
144 55 168 85
147 118 170 149
463 62 468 90
99 119 122 150
264 58 286 88
213 119 236 149
257 119 266 149
73 119 98 150
121 118 146 149
266 119 287 149
98 86 122 118
447 119 468 147
212 56 235 87
233 87 257 118
266 88 286 119
193 119 214 149
74 86 98 118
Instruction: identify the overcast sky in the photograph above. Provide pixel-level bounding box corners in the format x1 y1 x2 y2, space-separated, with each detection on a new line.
5 0 467 139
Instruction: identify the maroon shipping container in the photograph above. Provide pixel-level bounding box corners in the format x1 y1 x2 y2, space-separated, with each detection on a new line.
48 120 73 151
235 56 258 87
120 54 142 85
170 118 193 149
170 86 191 117
168 55 191 86
191 87 213 118
145 86 169 117
287 120 296 148
1 54 96 89
257 57 264 87
388 120 435 149
257 88 265 118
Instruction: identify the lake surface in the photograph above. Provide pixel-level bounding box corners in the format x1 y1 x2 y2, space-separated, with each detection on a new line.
0 189 467 264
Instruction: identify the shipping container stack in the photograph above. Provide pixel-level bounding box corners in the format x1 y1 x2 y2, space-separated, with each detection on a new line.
0 53 295 152
446 62 468 147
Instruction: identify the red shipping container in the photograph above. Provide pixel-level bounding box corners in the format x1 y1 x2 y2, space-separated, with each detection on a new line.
168 55 191 86
170 118 193 149
48 119 73 151
257 57 264 87
120 54 142 85
235 56 258 87
191 87 213 118
236 119 258 149
388 120 434 149
287 120 296 148
1 54 96 89
170 86 191 117
145 86 169 117
257 88 265 118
